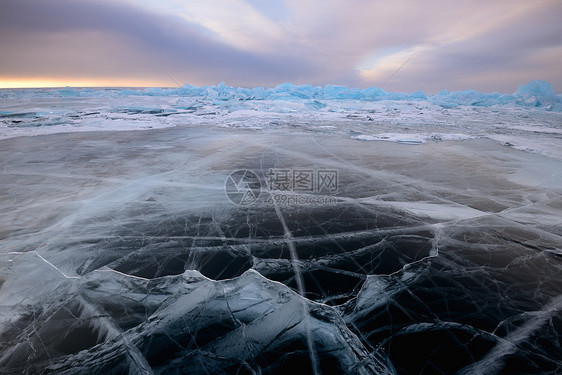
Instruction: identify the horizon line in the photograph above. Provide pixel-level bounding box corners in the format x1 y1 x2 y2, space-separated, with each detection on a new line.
0 79 558 96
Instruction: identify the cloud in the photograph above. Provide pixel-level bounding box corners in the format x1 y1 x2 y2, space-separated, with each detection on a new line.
131 0 286 52
0 0 317 86
350 0 562 92
0 0 561 91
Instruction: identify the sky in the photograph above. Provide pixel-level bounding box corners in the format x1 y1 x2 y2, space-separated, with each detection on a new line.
1 0 561 93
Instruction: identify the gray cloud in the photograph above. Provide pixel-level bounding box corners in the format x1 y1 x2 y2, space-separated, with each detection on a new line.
382 4 562 92
0 0 561 91
0 0 318 86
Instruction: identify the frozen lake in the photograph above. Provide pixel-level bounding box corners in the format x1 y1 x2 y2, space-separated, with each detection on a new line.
0 88 561 374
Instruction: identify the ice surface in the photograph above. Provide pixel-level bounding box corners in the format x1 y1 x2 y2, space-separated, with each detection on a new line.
1 81 561 161
0 86 561 374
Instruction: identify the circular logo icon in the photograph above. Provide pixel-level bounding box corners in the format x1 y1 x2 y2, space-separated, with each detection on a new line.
224 169 261 205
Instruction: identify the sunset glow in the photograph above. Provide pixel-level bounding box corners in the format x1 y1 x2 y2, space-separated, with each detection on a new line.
0 77 175 89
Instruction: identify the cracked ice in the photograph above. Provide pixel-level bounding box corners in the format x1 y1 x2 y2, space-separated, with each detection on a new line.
0 88 561 374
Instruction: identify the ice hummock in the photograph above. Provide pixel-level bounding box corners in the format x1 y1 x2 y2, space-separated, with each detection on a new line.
1 80 560 109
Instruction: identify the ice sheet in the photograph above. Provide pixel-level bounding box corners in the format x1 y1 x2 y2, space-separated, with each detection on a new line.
0 92 561 374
